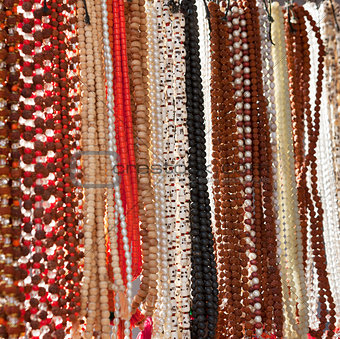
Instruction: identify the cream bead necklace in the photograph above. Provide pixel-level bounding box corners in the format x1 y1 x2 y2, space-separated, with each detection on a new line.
271 3 308 337
161 5 179 335
159 2 191 338
77 0 100 333
163 17 179 339
172 10 191 337
261 2 308 337
154 4 177 338
78 0 110 336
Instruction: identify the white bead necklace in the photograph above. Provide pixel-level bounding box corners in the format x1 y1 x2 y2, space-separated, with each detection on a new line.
162 3 178 335
172 10 191 337
149 0 171 335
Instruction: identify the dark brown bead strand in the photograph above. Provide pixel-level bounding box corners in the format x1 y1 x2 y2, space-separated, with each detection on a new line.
60 0 83 326
241 0 284 335
0 0 25 336
285 5 336 338
209 3 248 338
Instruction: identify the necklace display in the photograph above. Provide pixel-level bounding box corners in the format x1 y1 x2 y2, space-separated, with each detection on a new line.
1 0 340 338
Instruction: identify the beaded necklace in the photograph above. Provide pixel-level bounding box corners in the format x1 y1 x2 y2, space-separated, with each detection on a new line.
272 3 308 337
240 0 283 335
125 0 158 320
210 4 250 338
317 0 340 324
161 2 178 335
276 5 308 337
143 0 162 322
285 5 336 337
172 9 191 338
111 0 141 288
151 2 171 335
0 0 25 336
19 0 57 336
181 0 218 338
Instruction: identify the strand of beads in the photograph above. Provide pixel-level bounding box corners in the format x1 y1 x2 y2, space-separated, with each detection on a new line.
236 4 263 336
242 0 284 335
233 5 265 338
197 0 213 239
62 0 83 328
82 0 100 334
320 0 340 213
161 2 178 336
271 3 305 337
238 1 268 335
89 0 111 334
19 0 58 336
101 0 136 336
227 4 254 338
0 0 25 336
171 7 191 338
42 0 68 335
298 6 336 337
54 0 83 330
274 3 309 337
117 0 141 281
318 1 340 325
75 0 92 333
181 0 218 338
77 0 95 323
209 4 247 338
125 0 158 318
151 2 172 335
257 2 282 315
143 0 163 321
231 4 265 337
209 4 232 336
151 2 172 336
111 0 141 292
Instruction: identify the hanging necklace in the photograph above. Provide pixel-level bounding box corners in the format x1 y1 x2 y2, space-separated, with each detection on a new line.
181 0 218 337
0 0 25 336
317 0 340 324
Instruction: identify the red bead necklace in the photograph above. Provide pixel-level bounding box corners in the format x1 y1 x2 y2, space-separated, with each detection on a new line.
111 0 141 283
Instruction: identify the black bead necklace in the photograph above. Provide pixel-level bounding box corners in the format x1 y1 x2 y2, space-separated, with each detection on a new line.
181 1 218 338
